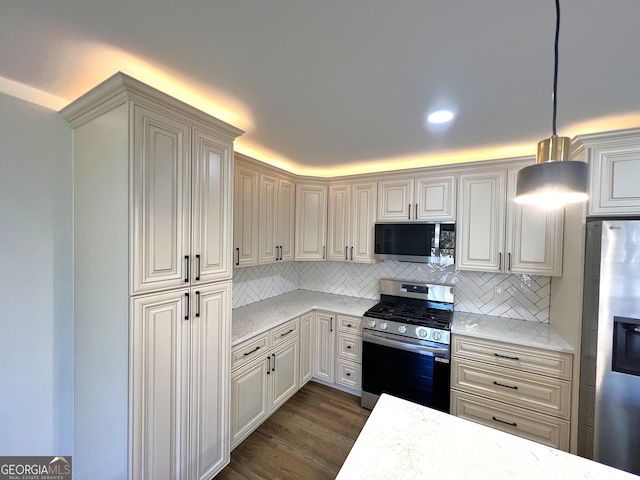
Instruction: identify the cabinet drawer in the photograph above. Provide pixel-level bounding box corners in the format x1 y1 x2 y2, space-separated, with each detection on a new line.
232 333 269 371
337 315 362 334
335 358 361 390
451 390 569 451
271 317 299 347
337 332 362 363
451 357 571 419
452 335 573 380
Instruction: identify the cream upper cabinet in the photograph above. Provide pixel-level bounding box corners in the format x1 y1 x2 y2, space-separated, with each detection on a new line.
233 162 259 267
295 181 328 261
278 178 296 262
258 173 279 264
573 129 640 216
415 175 456 221
456 170 507 272
192 128 234 283
132 107 234 293
258 172 296 264
132 105 192 293
377 174 455 222
328 181 376 263
505 169 564 276
456 165 563 276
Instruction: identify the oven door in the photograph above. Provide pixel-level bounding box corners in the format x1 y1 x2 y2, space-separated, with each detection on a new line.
361 330 450 412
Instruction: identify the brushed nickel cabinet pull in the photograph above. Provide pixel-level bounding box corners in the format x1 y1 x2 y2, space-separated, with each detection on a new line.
184 292 190 320
195 291 200 318
184 255 190 282
195 254 201 280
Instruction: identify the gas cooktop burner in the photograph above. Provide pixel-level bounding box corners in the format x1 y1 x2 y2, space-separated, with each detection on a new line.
364 302 452 330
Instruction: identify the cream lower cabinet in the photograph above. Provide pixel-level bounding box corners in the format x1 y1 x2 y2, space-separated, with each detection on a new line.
132 282 231 480
299 312 314 386
450 335 573 451
335 314 363 391
230 318 300 449
313 311 336 383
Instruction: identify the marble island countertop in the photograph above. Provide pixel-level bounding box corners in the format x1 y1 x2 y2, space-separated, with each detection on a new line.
232 290 574 353
231 290 377 345
337 394 638 480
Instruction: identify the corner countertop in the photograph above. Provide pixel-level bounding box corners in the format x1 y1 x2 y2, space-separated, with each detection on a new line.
336 393 638 480
452 311 574 353
232 290 574 353
231 290 377 346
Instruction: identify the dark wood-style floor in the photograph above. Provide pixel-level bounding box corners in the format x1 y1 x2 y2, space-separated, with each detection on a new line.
216 382 370 480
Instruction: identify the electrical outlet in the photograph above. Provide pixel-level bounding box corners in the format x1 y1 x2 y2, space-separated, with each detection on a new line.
495 285 504 297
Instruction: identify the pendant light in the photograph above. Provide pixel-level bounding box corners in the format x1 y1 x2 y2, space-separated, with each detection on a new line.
515 0 588 209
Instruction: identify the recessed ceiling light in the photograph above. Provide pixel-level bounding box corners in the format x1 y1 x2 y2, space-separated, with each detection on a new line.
427 110 454 124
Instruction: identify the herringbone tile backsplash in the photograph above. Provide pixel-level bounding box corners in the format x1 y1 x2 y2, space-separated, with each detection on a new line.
233 261 550 323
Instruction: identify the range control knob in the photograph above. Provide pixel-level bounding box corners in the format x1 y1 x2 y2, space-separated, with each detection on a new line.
432 331 442 341
380 322 388 331
368 320 377 328
398 325 407 334
417 328 428 338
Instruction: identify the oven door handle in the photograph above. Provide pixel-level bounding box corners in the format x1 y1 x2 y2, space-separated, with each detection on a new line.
363 331 448 356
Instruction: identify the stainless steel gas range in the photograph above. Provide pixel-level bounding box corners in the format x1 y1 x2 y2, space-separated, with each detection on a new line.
361 279 454 412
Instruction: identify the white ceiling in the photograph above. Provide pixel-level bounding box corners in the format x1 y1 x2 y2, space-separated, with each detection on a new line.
2 1 640 175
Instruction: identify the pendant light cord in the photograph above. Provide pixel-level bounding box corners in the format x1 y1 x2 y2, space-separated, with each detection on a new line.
552 0 560 136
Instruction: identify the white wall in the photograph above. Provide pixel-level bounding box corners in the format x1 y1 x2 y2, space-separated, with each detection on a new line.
0 93 73 455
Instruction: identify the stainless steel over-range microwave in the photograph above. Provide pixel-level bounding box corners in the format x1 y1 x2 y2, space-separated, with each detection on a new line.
374 222 455 264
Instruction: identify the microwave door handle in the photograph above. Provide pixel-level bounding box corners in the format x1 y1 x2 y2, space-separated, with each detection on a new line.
363 331 448 356
434 223 441 257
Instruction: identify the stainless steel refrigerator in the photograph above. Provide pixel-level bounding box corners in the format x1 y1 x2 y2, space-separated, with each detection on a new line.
579 218 640 475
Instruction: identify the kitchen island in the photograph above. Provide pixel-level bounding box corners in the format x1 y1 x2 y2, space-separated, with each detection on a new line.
336 393 639 480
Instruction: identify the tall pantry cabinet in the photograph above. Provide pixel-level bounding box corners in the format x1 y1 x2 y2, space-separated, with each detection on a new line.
61 73 243 480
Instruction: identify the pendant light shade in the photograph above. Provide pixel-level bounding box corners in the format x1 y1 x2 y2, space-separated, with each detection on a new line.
514 0 588 209
515 135 588 208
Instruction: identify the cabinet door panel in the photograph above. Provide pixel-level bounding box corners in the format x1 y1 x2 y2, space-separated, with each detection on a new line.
231 358 269 449
377 178 413 221
132 105 191 293
278 178 296 261
132 291 189 480
259 173 278 264
189 282 231 480
590 145 640 215
295 183 328 260
506 169 563 276
328 184 351 261
313 312 335 382
456 171 506 272
233 165 259 267
415 175 456 221
192 128 233 283
299 312 314 386
271 340 300 411
352 182 377 263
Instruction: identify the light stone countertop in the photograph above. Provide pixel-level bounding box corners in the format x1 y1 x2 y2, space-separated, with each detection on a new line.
452 311 574 353
232 291 574 352
231 290 377 346
336 393 639 480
